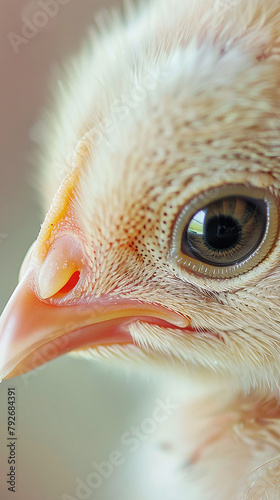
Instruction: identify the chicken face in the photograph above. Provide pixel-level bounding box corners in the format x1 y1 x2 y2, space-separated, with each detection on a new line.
1 0 280 391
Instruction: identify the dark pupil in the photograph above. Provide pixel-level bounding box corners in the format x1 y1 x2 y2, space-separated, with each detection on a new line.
205 215 241 250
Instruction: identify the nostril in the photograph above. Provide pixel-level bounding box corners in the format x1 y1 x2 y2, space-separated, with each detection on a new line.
37 235 86 299
56 271 80 295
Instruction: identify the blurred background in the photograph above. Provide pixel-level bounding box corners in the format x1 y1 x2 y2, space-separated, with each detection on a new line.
0 2 182 499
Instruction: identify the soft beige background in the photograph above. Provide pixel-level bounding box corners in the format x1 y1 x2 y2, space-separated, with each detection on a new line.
0 2 180 499
0 0 114 310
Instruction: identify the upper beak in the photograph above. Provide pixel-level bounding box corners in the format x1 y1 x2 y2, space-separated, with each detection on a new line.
0 267 189 380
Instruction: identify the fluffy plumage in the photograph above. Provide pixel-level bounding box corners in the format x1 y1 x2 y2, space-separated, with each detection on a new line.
2 0 280 498
37 0 280 383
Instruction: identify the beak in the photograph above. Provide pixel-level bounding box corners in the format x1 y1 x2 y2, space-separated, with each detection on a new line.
0 267 189 381
0 165 191 380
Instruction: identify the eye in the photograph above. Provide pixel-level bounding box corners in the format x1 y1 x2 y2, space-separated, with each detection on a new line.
171 186 278 278
184 197 265 265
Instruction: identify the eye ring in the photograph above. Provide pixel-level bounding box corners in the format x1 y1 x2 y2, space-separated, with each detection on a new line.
170 185 279 279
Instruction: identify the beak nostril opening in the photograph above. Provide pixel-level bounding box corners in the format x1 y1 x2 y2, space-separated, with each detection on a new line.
37 235 85 299
56 270 80 295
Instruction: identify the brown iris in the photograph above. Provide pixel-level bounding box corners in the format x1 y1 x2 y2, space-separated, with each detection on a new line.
181 197 267 267
170 186 278 278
